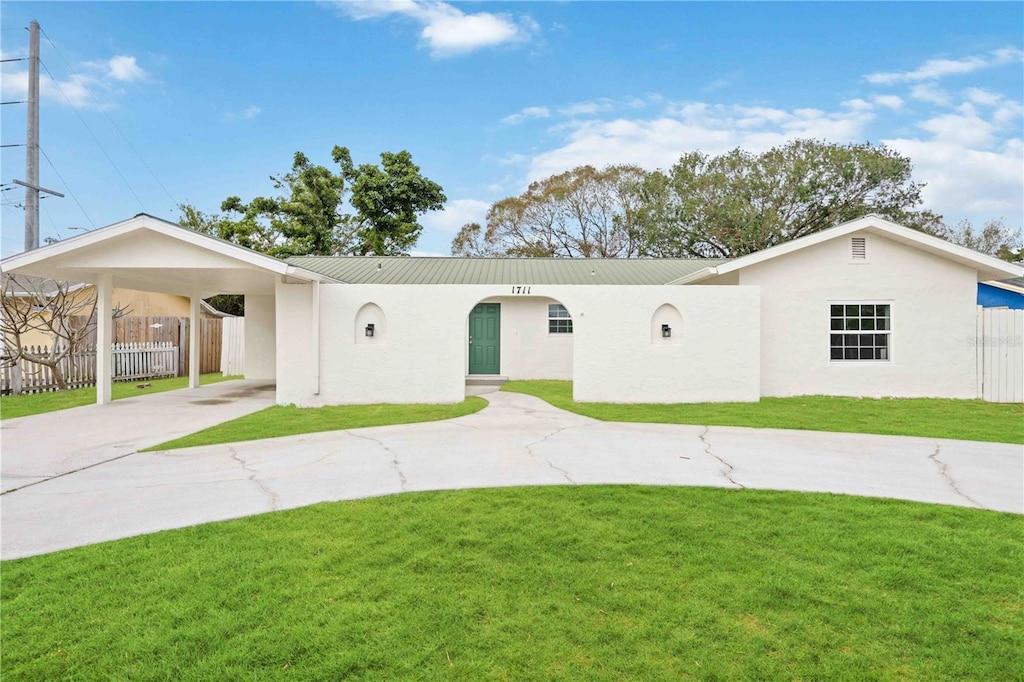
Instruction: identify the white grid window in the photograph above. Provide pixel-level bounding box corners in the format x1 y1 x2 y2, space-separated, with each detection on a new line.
830 303 890 361
548 304 572 334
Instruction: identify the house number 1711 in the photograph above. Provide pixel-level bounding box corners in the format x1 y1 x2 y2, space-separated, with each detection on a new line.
511 286 532 295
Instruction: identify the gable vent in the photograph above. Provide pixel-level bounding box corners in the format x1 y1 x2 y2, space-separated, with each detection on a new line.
851 237 866 260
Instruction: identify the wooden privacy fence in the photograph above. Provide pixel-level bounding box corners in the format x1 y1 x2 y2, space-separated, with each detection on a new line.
976 307 1023 403
1 342 179 395
72 316 223 376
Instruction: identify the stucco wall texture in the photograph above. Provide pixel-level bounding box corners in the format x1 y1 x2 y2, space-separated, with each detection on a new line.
274 283 761 406
271 229 988 405
741 232 980 399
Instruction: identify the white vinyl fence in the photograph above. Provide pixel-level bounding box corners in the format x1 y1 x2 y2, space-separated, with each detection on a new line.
220 317 245 376
113 341 178 381
976 307 1023 403
1 342 178 395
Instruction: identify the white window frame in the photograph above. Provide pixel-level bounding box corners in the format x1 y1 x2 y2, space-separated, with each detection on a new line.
548 303 573 334
829 301 892 363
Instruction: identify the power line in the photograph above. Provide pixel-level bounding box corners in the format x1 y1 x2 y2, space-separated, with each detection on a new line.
38 58 146 212
39 27 178 210
39 145 95 228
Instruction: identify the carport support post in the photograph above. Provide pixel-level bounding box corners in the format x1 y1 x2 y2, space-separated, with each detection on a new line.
189 295 200 388
95 274 113 404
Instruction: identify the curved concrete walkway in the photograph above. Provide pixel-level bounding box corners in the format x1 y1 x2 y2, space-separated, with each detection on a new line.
2 389 1021 559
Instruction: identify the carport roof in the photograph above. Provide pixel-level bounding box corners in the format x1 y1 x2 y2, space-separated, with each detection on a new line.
1 214 335 297
287 255 727 285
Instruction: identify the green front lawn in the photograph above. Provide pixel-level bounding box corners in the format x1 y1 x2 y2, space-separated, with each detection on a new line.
0 373 241 420
2 486 1021 680
146 397 488 451
502 380 1024 444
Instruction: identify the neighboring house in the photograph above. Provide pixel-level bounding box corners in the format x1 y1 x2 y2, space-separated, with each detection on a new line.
2 273 229 349
978 277 1024 310
2 213 1021 405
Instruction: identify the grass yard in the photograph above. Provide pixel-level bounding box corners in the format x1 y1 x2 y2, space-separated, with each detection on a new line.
146 397 487 451
503 380 1024 444
2 486 1021 680
0 373 240 420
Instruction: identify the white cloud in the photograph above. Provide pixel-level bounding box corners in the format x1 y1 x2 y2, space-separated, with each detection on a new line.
223 105 262 122
703 77 732 92
508 90 1020 229
909 83 952 106
865 47 1023 84
500 106 550 126
964 87 1004 107
493 47 1022 231
498 152 528 166
843 98 874 112
918 107 996 148
524 99 872 181
884 137 1023 219
873 95 903 110
0 52 147 110
106 55 146 82
558 99 615 117
336 0 538 57
420 198 491 235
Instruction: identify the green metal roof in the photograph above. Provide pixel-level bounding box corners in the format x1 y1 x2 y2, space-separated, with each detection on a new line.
285 256 726 285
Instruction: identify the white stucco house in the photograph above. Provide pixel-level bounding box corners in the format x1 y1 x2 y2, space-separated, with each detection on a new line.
2 213 1020 405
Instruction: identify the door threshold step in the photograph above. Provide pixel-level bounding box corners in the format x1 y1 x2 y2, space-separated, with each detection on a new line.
465 375 509 386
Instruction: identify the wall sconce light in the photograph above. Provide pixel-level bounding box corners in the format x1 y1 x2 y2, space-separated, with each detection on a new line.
661 324 671 338
365 323 375 337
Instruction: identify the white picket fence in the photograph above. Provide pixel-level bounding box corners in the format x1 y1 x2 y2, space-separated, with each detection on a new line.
1 342 179 395
220 317 245 376
976 307 1023 403
113 341 179 381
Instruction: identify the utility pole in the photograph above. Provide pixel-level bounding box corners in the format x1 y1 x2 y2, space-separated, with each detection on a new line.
24 19 40 251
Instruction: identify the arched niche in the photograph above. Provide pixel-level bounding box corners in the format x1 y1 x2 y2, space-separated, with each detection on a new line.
355 302 386 344
651 303 683 345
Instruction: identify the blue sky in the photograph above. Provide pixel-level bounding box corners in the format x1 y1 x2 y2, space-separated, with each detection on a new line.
1 1 1021 258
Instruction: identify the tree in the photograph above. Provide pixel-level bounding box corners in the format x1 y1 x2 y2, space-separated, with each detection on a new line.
451 165 649 258
456 142 937 260
637 140 935 258
0 275 126 391
179 146 445 258
174 205 245 315
925 218 1023 262
335 147 447 255
450 222 500 257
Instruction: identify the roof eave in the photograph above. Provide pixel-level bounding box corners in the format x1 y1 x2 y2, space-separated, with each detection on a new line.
702 215 1024 281
667 267 718 285
981 280 1024 295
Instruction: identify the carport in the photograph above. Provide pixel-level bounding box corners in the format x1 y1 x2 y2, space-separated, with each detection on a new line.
0 213 333 403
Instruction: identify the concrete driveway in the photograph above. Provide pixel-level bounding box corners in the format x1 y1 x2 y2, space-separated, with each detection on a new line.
1 380 276 493
2 388 1021 559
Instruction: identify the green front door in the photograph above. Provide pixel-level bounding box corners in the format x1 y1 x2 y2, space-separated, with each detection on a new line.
469 303 500 375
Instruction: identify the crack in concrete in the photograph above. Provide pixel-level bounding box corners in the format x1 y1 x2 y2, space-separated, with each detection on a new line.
0 451 139 496
349 432 407 491
525 426 576 483
927 444 983 509
227 446 280 511
700 426 743 489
